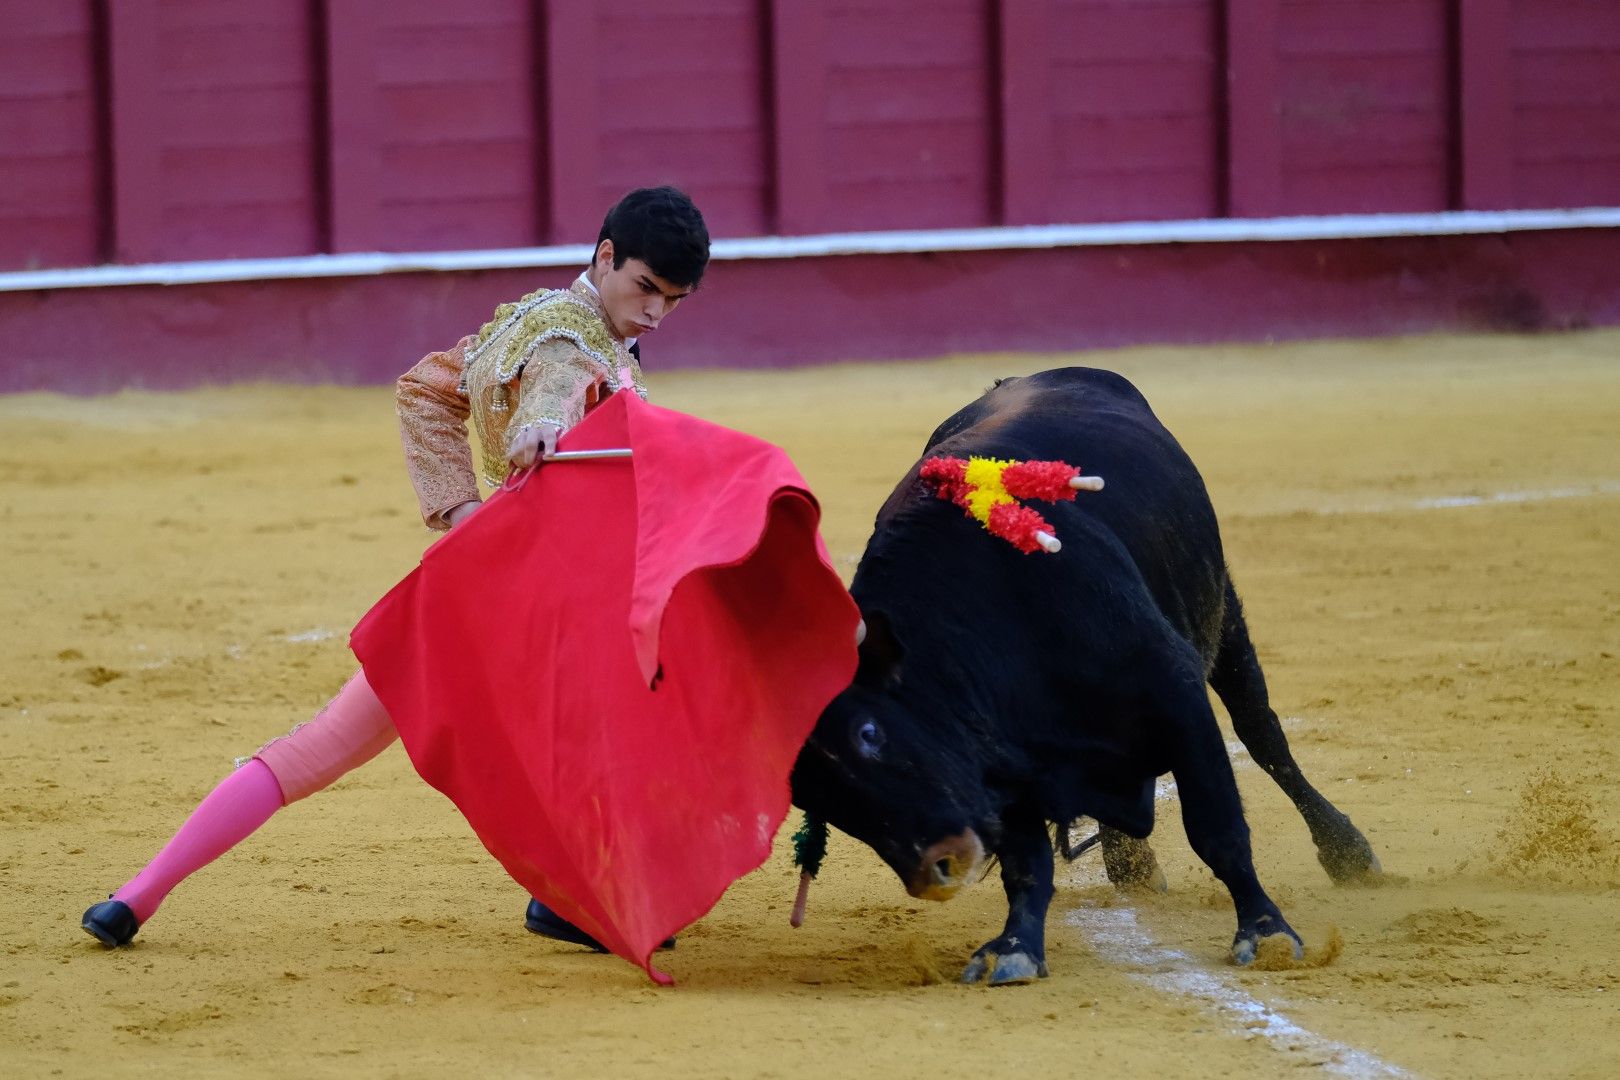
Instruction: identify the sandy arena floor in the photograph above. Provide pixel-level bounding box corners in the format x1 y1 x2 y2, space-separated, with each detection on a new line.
2 331 1618 1078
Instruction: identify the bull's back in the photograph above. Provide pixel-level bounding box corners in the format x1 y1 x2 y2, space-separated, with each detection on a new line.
922 368 1151 450
928 369 1212 527
900 368 1229 656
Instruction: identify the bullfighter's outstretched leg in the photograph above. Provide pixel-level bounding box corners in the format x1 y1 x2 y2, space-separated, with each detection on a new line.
1209 582 1381 884
1153 659 1301 964
960 805 1052 985
81 670 397 946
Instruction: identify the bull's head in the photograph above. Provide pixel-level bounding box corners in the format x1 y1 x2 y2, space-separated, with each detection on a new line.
791 611 997 901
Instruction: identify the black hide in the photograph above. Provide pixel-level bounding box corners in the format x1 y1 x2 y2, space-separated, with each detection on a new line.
791 368 1379 984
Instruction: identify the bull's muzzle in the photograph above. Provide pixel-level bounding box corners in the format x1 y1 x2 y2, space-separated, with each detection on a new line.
907 830 985 901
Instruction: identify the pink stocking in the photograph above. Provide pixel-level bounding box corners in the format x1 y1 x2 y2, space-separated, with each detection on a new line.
111 669 397 925
112 759 285 924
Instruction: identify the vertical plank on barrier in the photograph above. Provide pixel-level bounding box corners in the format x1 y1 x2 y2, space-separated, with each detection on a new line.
1223 0 1282 216
323 0 381 252
545 0 599 244
104 0 162 262
1456 0 1513 209
768 0 828 235
998 0 1055 225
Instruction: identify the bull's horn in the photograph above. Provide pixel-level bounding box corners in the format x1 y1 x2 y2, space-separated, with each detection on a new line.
1069 475 1104 491
1034 531 1061 554
855 619 867 646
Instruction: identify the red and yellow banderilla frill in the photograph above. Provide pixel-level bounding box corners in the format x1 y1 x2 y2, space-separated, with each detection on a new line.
918 456 1099 553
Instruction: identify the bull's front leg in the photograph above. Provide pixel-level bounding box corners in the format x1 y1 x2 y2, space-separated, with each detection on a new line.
961 806 1052 986
1156 671 1303 965
1180 792 1301 965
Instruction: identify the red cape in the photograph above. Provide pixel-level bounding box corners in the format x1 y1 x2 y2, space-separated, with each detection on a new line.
350 392 859 983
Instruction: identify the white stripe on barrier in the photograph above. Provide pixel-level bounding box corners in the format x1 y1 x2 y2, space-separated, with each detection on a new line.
4 207 1618 292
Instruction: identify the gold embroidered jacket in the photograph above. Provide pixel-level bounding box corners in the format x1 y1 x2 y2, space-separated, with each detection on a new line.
396 278 647 529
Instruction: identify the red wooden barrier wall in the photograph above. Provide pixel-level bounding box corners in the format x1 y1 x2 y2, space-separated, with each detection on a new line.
6 0 1618 273
0 1 103 269
1036 0 1222 222
2 1 1618 394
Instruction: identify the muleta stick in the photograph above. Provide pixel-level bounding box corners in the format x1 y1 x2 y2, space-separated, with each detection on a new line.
541 448 633 461
501 449 633 494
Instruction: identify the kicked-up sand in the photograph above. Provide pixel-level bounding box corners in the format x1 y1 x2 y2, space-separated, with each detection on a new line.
2 330 1618 1078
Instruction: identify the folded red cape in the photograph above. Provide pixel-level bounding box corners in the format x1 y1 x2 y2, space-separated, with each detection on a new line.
351 391 859 983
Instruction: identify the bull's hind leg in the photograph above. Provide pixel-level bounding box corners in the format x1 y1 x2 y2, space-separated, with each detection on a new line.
1209 583 1380 883
960 806 1051 985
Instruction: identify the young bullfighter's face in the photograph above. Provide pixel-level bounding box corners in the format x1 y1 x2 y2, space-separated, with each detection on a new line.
590 240 692 341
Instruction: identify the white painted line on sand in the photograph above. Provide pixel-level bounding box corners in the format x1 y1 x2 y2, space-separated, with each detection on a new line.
1305 481 1620 516
1067 907 1414 1078
1407 482 1620 510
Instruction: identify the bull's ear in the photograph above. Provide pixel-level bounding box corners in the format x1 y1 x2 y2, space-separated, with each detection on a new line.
856 610 904 687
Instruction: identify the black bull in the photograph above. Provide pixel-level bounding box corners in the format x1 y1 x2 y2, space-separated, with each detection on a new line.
790 367 1380 985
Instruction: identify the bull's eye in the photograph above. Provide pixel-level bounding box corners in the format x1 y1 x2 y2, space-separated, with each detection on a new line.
854 718 885 759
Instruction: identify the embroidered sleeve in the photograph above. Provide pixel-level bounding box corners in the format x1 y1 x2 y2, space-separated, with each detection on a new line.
627 349 650 400
396 336 481 530
505 337 607 455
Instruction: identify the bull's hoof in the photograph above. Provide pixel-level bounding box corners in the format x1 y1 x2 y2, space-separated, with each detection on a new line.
1232 915 1301 966
1317 835 1383 885
988 952 1045 985
1100 831 1168 893
961 940 1048 986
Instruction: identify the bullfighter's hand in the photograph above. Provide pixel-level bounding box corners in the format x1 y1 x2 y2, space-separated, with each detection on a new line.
509 423 561 469
445 500 482 529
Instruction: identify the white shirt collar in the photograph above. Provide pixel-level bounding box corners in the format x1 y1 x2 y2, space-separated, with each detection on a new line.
576 272 636 349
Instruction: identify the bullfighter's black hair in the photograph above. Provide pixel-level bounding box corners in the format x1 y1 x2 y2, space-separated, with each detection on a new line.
597 186 710 288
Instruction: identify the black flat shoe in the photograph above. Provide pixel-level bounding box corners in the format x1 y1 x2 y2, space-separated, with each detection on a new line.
524 899 674 952
82 898 139 947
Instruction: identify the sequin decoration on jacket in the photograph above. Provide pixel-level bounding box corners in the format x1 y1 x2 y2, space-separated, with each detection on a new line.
395 278 648 528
